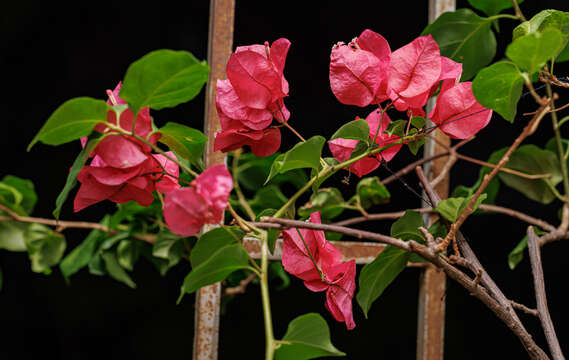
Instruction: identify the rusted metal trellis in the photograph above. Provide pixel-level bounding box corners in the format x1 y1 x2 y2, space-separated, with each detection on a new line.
196 0 453 358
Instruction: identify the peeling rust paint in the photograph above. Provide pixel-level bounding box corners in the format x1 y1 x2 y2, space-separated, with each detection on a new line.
193 1 235 360
417 2 454 359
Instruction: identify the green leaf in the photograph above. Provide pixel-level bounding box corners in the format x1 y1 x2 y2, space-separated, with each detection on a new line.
265 136 326 184
117 240 140 271
100 231 130 251
0 222 28 251
406 128 425 155
506 29 564 74
1 176 37 214
237 152 308 191
189 227 244 268
298 188 345 220
275 313 345 360
88 253 106 276
422 9 496 80
357 246 410 317
410 116 426 129
59 225 105 280
120 50 209 114
384 119 406 137
152 230 187 268
179 244 249 299
330 119 370 143
513 10 569 40
508 236 527 270
102 251 136 288
497 145 562 204
436 194 487 223
468 0 524 17
556 43 569 62
248 185 288 213
472 61 524 122
310 157 340 193
157 122 208 169
508 227 546 269
256 209 279 253
53 134 103 219
355 176 390 209
391 210 425 242
25 224 66 273
28 97 108 150
0 183 26 216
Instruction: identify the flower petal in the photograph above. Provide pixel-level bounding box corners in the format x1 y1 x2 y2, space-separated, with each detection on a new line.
429 82 492 139
389 35 441 99
329 43 384 107
94 135 149 169
192 164 233 223
227 51 284 109
163 187 208 236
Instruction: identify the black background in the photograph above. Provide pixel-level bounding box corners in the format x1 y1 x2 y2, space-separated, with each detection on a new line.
2 1 569 359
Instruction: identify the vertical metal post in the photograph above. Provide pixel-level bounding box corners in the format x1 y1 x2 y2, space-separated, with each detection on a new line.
417 1 455 359
193 1 235 359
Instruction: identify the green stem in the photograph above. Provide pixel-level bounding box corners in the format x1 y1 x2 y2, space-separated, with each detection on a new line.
488 14 521 21
107 124 200 178
546 84 569 198
544 179 568 202
232 149 256 221
259 230 276 360
273 132 421 218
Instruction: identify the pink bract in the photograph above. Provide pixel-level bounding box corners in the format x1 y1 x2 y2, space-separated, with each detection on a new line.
388 35 441 101
282 212 356 330
226 38 290 109
328 109 402 177
429 82 492 139
329 30 390 107
163 164 233 236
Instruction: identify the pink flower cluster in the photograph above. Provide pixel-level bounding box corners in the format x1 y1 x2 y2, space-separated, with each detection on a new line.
74 83 180 212
74 83 234 238
282 212 357 330
213 38 291 157
163 164 233 236
329 30 492 176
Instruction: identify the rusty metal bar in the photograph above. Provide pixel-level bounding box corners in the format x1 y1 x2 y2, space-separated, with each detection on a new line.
417 1 455 359
193 1 235 359
243 237 427 266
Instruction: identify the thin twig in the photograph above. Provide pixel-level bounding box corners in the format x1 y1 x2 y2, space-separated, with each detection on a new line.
440 99 552 252
416 166 531 348
223 273 257 296
511 300 539 318
527 227 565 360
254 215 549 359
0 204 155 243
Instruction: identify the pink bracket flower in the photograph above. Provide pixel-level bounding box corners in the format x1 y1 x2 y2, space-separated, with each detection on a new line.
215 38 291 156
329 29 391 107
328 109 402 177
282 212 356 330
163 164 233 236
429 82 492 139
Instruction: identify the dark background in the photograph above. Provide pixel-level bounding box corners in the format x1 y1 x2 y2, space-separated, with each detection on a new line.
2 0 569 359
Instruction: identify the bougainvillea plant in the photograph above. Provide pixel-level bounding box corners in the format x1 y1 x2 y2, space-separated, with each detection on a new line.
2 1 569 359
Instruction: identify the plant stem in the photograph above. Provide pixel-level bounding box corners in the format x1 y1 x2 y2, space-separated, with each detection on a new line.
273 131 426 218
231 149 256 221
546 84 569 198
259 230 276 360
511 0 527 21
